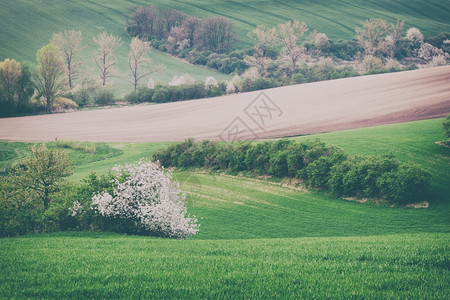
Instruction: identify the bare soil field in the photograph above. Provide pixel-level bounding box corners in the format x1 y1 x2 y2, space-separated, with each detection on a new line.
1 66 449 142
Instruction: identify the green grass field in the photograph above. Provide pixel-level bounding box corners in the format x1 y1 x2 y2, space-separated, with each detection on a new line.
1 233 448 298
1 118 449 297
0 0 449 94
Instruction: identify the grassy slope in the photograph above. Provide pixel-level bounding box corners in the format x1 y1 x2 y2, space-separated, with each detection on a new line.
0 0 231 95
1 118 449 298
292 118 450 208
1 118 449 240
0 0 449 94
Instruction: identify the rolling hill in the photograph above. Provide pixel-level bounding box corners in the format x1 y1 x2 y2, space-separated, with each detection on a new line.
0 0 449 94
0 117 449 298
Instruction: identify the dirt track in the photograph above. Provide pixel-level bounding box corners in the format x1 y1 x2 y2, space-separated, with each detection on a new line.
1 66 449 142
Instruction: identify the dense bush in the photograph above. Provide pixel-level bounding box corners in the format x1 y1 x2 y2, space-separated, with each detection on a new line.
95 87 116 105
154 138 431 204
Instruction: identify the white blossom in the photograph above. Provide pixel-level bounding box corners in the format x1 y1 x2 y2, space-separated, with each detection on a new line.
91 160 199 238
418 43 447 61
204 76 218 89
169 74 195 86
226 81 236 94
69 201 83 217
406 27 424 46
147 78 155 89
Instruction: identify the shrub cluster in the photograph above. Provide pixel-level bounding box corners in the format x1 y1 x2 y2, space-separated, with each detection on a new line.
0 147 199 238
154 138 430 204
125 82 227 104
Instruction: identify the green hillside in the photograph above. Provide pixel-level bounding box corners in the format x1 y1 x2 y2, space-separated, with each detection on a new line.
0 0 449 94
1 118 449 238
1 118 449 297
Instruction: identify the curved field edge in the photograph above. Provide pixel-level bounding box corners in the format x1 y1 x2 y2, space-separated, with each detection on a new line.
0 232 448 298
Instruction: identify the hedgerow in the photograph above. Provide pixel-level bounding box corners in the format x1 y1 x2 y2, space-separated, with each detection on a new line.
153 139 430 204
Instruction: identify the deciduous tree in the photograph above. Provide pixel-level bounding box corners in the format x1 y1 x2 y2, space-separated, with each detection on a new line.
278 20 309 77
355 18 390 56
33 43 65 113
245 25 278 77
128 37 159 92
197 17 235 53
91 160 199 238
93 32 122 86
386 20 404 58
0 58 21 105
51 30 83 90
9 144 73 210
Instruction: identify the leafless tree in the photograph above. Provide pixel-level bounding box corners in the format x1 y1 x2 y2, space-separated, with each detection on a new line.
51 30 83 90
182 17 201 47
163 8 186 34
197 17 236 53
278 20 309 77
126 5 159 39
128 37 159 92
93 32 123 86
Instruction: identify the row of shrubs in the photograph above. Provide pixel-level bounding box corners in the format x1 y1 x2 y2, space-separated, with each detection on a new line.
125 82 227 103
124 62 363 103
153 138 430 204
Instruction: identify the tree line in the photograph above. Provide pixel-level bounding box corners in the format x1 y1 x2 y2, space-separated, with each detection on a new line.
0 30 157 116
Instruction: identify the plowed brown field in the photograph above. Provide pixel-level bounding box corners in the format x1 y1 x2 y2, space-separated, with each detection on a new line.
1 66 449 142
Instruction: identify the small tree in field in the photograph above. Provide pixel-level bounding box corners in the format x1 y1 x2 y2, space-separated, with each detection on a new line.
34 43 66 113
9 144 73 209
128 37 159 92
51 30 83 90
91 160 199 238
93 32 123 86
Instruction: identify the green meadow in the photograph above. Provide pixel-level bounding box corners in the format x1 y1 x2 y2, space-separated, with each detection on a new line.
1 233 448 298
1 0 449 94
0 118 449 297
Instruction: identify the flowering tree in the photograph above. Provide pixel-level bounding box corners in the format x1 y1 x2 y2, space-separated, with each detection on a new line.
91 160 199 238
278 20 309 77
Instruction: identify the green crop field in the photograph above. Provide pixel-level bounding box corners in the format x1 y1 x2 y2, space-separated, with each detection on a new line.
1 233 448 298
0 0 449 95
1 118 449 297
